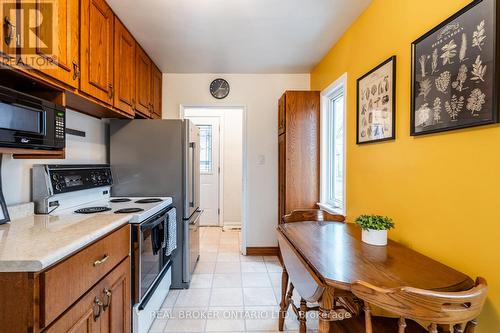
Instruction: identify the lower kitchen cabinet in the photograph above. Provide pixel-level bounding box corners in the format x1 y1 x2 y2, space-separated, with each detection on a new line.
45 257 131 333
0 225 131 333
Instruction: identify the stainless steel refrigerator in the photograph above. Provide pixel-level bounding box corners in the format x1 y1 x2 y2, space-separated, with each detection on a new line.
109 119 201 289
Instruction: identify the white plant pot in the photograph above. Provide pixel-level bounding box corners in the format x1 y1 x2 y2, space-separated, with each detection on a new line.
362 229 388 246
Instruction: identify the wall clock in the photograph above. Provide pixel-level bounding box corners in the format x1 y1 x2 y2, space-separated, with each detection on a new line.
210 78 230 99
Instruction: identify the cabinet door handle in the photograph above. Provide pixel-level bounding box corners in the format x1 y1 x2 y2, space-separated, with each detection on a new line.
108 84 114 99
93 254 109 266
72 61 80 80
3 16 15 46
102 288 112 311
93 297 103 321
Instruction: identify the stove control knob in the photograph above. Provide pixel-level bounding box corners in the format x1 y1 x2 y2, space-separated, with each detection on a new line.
55 184 61 191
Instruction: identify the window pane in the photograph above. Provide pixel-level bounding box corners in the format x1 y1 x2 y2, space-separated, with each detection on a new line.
198 125 213 174
333 96 344 206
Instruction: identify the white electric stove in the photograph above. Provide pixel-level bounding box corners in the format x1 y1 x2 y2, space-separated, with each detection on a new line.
53 194 173 223
32 164 176 333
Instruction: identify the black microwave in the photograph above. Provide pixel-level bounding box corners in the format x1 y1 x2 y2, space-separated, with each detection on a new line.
0 85 65 150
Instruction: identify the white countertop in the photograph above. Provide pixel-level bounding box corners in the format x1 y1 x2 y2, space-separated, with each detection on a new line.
0 213 131 272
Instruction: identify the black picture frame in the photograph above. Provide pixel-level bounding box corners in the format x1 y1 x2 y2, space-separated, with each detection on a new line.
356 56 397 144
411 0 499 136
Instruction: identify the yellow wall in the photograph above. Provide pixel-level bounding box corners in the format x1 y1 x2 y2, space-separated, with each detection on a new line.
311 0 500 331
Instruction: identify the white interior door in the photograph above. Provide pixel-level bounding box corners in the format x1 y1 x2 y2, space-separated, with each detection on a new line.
188 117 220 226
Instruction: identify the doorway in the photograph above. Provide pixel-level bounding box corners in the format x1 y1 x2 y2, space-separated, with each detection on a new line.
182 107 245 232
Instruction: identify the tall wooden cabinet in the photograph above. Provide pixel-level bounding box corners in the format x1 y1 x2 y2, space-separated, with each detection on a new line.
278 91 320 223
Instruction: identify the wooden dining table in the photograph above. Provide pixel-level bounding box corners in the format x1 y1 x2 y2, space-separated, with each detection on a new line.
277 221 474 333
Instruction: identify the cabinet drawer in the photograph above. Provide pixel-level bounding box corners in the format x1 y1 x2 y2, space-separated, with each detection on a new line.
42 225 130 327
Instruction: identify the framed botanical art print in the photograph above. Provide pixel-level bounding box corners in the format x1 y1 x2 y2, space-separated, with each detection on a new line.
411 0 499 136
357 56 396 144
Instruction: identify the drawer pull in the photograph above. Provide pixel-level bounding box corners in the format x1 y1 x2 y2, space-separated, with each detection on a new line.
93 297 103 321
93 255 109 266
102 288 112 311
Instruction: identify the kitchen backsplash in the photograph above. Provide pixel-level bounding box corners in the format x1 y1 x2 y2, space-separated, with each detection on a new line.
1 110 108 206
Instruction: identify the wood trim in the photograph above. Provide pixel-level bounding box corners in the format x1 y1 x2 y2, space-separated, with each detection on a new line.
13 150 66 160
246 247 280 256
0 148 66 160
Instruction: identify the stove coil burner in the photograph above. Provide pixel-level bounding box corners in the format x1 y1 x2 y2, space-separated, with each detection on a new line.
135 198 163 204
114 208 145 214
110 198 132 203
75 207 112 214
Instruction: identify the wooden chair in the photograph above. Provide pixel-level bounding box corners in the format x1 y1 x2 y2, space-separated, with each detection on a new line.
281 208 346 224
279 209 348 333
333 277 488 333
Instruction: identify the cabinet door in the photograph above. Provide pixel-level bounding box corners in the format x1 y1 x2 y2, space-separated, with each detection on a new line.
80 0 114 104
135 45 152 117
44 285 101 333
278 134 286 223
113 18 135 116
283 91 320 213
99 257 131 333
278 94 286 135
151 64 162 118
45 258 130 333
28 0 80 88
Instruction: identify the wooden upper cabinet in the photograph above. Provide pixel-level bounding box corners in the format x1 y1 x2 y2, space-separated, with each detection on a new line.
151 64 162 118
135 45 152 117
80 0 114 104
26 0 80 89
113 18 135 116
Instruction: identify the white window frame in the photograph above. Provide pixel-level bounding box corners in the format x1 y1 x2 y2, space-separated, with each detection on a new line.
319 73 347 216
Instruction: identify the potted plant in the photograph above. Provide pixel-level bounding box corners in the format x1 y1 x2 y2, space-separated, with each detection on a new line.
355 215 395 246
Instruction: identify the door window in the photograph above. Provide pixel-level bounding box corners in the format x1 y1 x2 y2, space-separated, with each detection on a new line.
198 125 213 174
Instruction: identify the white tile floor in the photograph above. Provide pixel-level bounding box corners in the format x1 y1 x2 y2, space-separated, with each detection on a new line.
149 227 319 333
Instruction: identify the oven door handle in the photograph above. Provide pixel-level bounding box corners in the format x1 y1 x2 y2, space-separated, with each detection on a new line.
140 212 167 231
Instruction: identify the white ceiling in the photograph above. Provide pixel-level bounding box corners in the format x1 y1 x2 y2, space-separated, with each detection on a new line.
107 0 371 74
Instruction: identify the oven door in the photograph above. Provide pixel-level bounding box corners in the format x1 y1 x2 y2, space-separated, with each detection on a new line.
134 209 168 304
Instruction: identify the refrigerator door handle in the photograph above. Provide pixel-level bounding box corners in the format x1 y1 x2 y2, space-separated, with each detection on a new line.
189 142 196 208
189 209 203 225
